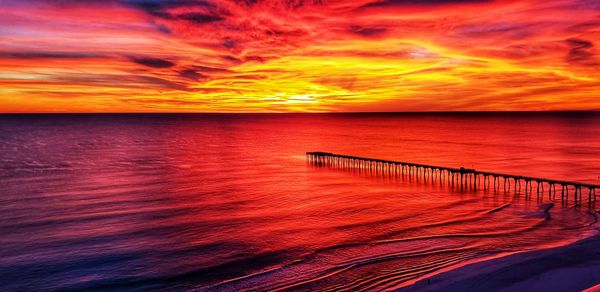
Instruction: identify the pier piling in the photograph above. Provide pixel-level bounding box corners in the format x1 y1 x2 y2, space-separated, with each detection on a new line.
307 152 599 207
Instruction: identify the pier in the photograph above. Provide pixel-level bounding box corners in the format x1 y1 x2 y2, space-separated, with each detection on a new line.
306 152 598 207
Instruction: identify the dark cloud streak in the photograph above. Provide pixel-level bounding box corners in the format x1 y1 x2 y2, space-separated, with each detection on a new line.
178 12 223 24
363 0 491 8
565 38 595 64
0 51 105 59
178 68 208 81
348 25 387 37
131 57 176 68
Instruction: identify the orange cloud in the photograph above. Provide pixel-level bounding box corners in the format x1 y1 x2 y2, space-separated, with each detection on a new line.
0 0 599 112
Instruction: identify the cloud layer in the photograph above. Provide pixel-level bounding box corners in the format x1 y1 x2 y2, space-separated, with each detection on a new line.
0 0 599 112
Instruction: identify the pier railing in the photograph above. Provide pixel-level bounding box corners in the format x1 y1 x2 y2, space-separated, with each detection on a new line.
306 152 598 207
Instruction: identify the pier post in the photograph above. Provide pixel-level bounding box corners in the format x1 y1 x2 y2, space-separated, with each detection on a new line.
494 176 498 191
306 152 599 205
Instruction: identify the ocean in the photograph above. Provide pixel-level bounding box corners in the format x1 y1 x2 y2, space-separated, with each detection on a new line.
1 112 599 291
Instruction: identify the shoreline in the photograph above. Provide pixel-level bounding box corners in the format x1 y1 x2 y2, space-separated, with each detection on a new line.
399 225 600 291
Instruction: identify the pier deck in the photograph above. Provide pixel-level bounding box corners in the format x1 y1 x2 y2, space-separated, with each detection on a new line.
307 152 598 206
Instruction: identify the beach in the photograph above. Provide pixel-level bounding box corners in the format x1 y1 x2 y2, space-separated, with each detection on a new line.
402 222 600 291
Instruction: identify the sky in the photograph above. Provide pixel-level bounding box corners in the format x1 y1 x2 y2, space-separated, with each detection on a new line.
0 0 599 112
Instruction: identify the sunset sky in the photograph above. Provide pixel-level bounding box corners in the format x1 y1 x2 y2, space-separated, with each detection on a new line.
1 0 599 112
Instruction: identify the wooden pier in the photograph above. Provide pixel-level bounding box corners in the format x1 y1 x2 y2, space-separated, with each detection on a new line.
306 152 598 207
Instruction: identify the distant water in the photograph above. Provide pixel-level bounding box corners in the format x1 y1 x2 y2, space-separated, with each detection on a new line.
1 113 599 291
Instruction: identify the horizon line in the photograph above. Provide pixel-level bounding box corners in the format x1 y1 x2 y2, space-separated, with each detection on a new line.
2 110 600 115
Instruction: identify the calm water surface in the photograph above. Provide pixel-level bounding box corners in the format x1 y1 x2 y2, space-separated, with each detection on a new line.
1 113 599 291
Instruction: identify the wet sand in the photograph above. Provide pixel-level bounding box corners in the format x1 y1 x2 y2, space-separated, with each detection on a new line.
401 225 600 291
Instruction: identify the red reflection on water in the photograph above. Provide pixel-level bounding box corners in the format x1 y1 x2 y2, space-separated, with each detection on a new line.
0 113 599 290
